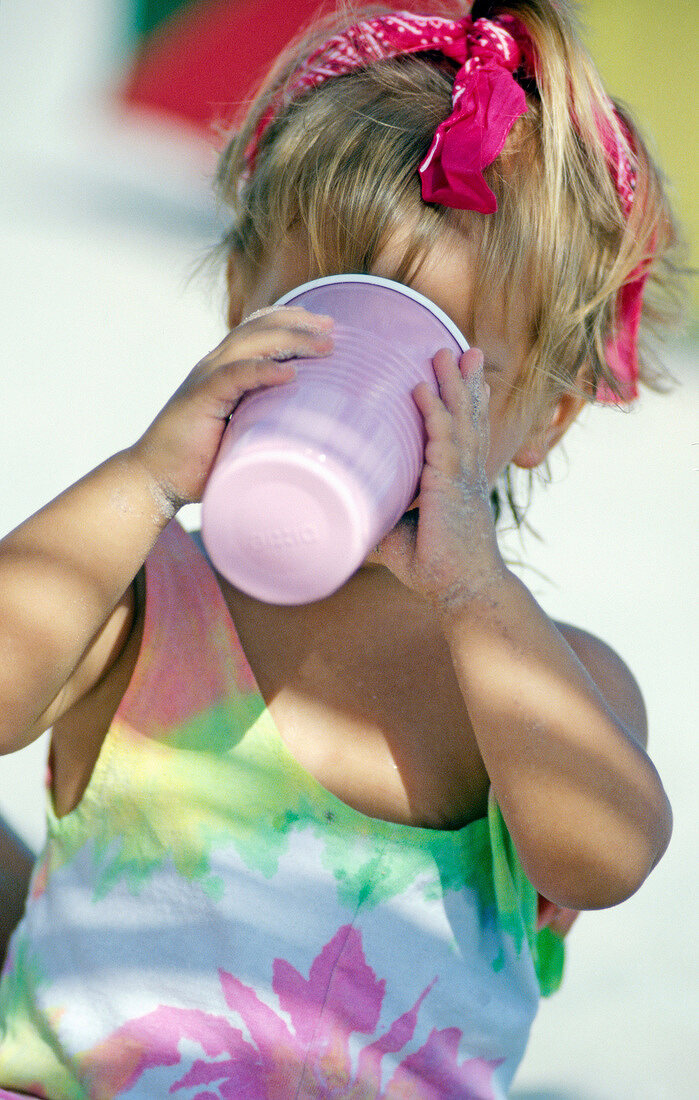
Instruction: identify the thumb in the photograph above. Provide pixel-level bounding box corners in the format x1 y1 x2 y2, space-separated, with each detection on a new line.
373 511 418 585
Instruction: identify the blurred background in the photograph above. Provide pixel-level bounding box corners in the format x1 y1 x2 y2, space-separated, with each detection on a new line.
0 1 696 1096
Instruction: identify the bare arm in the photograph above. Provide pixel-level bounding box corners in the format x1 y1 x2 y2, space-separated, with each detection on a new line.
441 578 670 911
0 452 175 750
376 349 672 911
0 308 334 754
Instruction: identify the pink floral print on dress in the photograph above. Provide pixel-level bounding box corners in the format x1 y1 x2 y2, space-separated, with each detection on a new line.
82 925 501 1098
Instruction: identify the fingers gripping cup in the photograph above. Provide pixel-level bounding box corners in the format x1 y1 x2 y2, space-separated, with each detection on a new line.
201 275 468 604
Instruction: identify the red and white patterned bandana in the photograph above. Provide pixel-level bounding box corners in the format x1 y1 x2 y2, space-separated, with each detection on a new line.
245 9 646 401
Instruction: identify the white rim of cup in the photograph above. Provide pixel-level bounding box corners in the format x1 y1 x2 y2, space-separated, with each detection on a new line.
275 273 469 353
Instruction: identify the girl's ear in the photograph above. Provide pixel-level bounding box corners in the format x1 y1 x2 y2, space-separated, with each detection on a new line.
512 389 588 469
226 251 246 330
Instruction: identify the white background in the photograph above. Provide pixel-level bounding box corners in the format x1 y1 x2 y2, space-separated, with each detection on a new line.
0 3 697 1096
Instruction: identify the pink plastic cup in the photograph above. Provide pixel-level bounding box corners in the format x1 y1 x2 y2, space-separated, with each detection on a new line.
201 274 468 604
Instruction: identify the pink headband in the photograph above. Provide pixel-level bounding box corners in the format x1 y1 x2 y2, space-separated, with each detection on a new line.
246 10 646 402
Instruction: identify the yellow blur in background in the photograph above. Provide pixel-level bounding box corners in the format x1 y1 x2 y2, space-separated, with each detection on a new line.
583 0 697 316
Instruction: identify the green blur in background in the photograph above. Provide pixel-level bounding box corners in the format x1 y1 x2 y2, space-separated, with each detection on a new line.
584 0 697 318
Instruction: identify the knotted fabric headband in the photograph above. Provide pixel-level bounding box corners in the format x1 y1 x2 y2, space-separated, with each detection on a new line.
245 10 646 402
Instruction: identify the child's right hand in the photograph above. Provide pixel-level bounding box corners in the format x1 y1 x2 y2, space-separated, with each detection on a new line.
128 307 334 512
0 307 332 753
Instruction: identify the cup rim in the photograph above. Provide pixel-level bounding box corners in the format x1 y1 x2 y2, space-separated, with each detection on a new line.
275 273 469 353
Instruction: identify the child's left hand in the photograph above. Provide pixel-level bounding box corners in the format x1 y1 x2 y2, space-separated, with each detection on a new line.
537 894 580 937
374 348 506 612
372 353 672 915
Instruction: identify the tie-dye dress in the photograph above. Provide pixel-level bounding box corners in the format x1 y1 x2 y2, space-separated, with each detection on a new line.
0 521 563 1099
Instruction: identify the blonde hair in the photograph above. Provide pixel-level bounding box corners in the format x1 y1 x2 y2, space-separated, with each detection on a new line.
214 0 686 461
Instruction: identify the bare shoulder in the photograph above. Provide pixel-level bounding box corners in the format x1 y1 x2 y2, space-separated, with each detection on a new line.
555 622 648 747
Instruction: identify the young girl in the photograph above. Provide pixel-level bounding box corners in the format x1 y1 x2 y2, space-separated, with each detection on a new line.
0 1 683 1096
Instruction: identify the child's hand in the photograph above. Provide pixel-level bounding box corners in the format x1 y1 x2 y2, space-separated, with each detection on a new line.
0 310 333 751
537 894 580 938
374 348 506 612
129 307 334 512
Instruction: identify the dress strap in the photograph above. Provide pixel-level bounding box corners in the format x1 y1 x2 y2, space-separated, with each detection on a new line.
116 520 256 738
